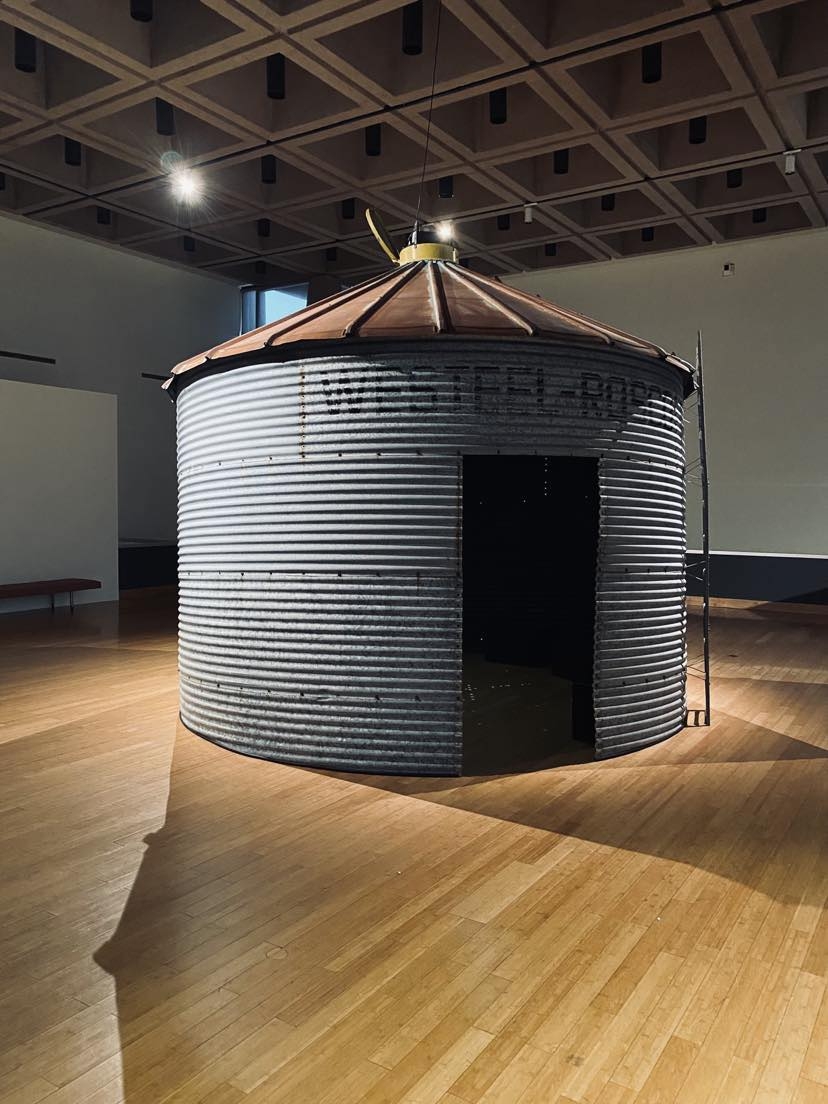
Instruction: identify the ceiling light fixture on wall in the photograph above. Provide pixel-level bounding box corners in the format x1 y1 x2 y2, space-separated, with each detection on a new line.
601 193 616 211
688 115 707 144
544 242 557 257
261 154 277 184
524 203 534 223
0 172 6 191
497 213 510 230
325 246 338 262
96 207 111 225
266 54 286 100
257 218 271 238
365 123 382 156
553 148 570 174
726 168 743 188
170 167 203 203
402 0 423 55
641 226 655 241
155 98 175 136
130 0 153 21
182 235 196 253
438 175 454 199
341 197 356 219
489 88 508 125
64 138 82 167
752 207 767 223
254 260 266 274
783 148 800 175
641 42 662 84
14 29 37 73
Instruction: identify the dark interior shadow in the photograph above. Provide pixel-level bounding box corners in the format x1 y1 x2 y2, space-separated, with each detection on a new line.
461 654 592 775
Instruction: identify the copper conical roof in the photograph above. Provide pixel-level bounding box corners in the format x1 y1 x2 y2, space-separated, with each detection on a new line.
168 259 693 390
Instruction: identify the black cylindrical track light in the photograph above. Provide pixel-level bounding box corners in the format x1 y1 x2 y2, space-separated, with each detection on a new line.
0 172 5 191
96 206 111 225
14 29 37 73
489 88 508 126
726 168 743 189
254 259 266 274
266 53 285 100
402 0 423 55
544 242 557 257
155 97 175 136
261 154 277 184
341 197 356 219
438 175 454 199
600 193 616 212
553 148 569 174
257 218 271 238
64 138 82 166
326 246 338 262
752 207 767 223
130 0 153 21
182 235 195 253
641 226 654 242
497 213 510 231
641 42 662 84
365 123 382 156
688 115 707 144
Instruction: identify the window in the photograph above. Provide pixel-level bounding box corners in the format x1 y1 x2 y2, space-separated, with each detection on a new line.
241 283 308 332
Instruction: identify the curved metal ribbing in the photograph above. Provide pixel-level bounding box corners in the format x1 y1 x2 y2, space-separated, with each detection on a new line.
175 340 686 773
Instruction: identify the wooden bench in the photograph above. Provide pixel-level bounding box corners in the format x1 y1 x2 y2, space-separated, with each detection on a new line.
0 578 101 613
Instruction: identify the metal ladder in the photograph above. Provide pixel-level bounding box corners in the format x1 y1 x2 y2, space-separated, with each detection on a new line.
685 332 711 726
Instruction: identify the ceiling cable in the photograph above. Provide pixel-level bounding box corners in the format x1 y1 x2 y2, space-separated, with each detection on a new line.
414 0 444 232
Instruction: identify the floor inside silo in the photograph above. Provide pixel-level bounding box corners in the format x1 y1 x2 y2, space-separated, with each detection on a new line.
462 655 585 774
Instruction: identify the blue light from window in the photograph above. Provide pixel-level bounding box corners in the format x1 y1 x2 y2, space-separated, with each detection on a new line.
241 282 309 333
263 284 307 323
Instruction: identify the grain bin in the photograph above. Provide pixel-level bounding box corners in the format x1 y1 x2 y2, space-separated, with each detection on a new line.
165 235 694 775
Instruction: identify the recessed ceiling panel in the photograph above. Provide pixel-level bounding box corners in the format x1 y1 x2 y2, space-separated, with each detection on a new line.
0 0 822 283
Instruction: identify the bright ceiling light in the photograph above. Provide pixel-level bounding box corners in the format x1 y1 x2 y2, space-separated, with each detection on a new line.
169 167 203 204
435 220 454 241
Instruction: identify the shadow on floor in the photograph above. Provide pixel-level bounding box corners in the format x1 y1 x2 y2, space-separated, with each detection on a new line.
85 596 827 1100
91 683 827 1099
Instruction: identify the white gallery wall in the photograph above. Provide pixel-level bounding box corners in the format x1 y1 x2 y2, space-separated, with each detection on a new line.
0 379 118 612
0 215 239 543
506 228 828 557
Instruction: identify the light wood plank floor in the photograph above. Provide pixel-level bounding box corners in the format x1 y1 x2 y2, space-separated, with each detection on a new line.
0 589 826 1104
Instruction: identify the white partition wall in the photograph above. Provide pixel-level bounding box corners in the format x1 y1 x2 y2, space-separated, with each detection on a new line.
0 215 239 544
0 379 118 613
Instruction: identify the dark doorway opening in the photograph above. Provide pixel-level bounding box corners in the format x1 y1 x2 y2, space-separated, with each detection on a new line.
461 455 599 773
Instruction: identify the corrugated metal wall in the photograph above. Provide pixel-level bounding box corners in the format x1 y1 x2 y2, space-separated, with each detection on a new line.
176 340 686 772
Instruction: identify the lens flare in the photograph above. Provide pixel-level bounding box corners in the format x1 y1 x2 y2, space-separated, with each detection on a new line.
169 167 203 204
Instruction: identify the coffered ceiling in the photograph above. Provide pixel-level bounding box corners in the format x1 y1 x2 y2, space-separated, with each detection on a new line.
0 0 826 287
